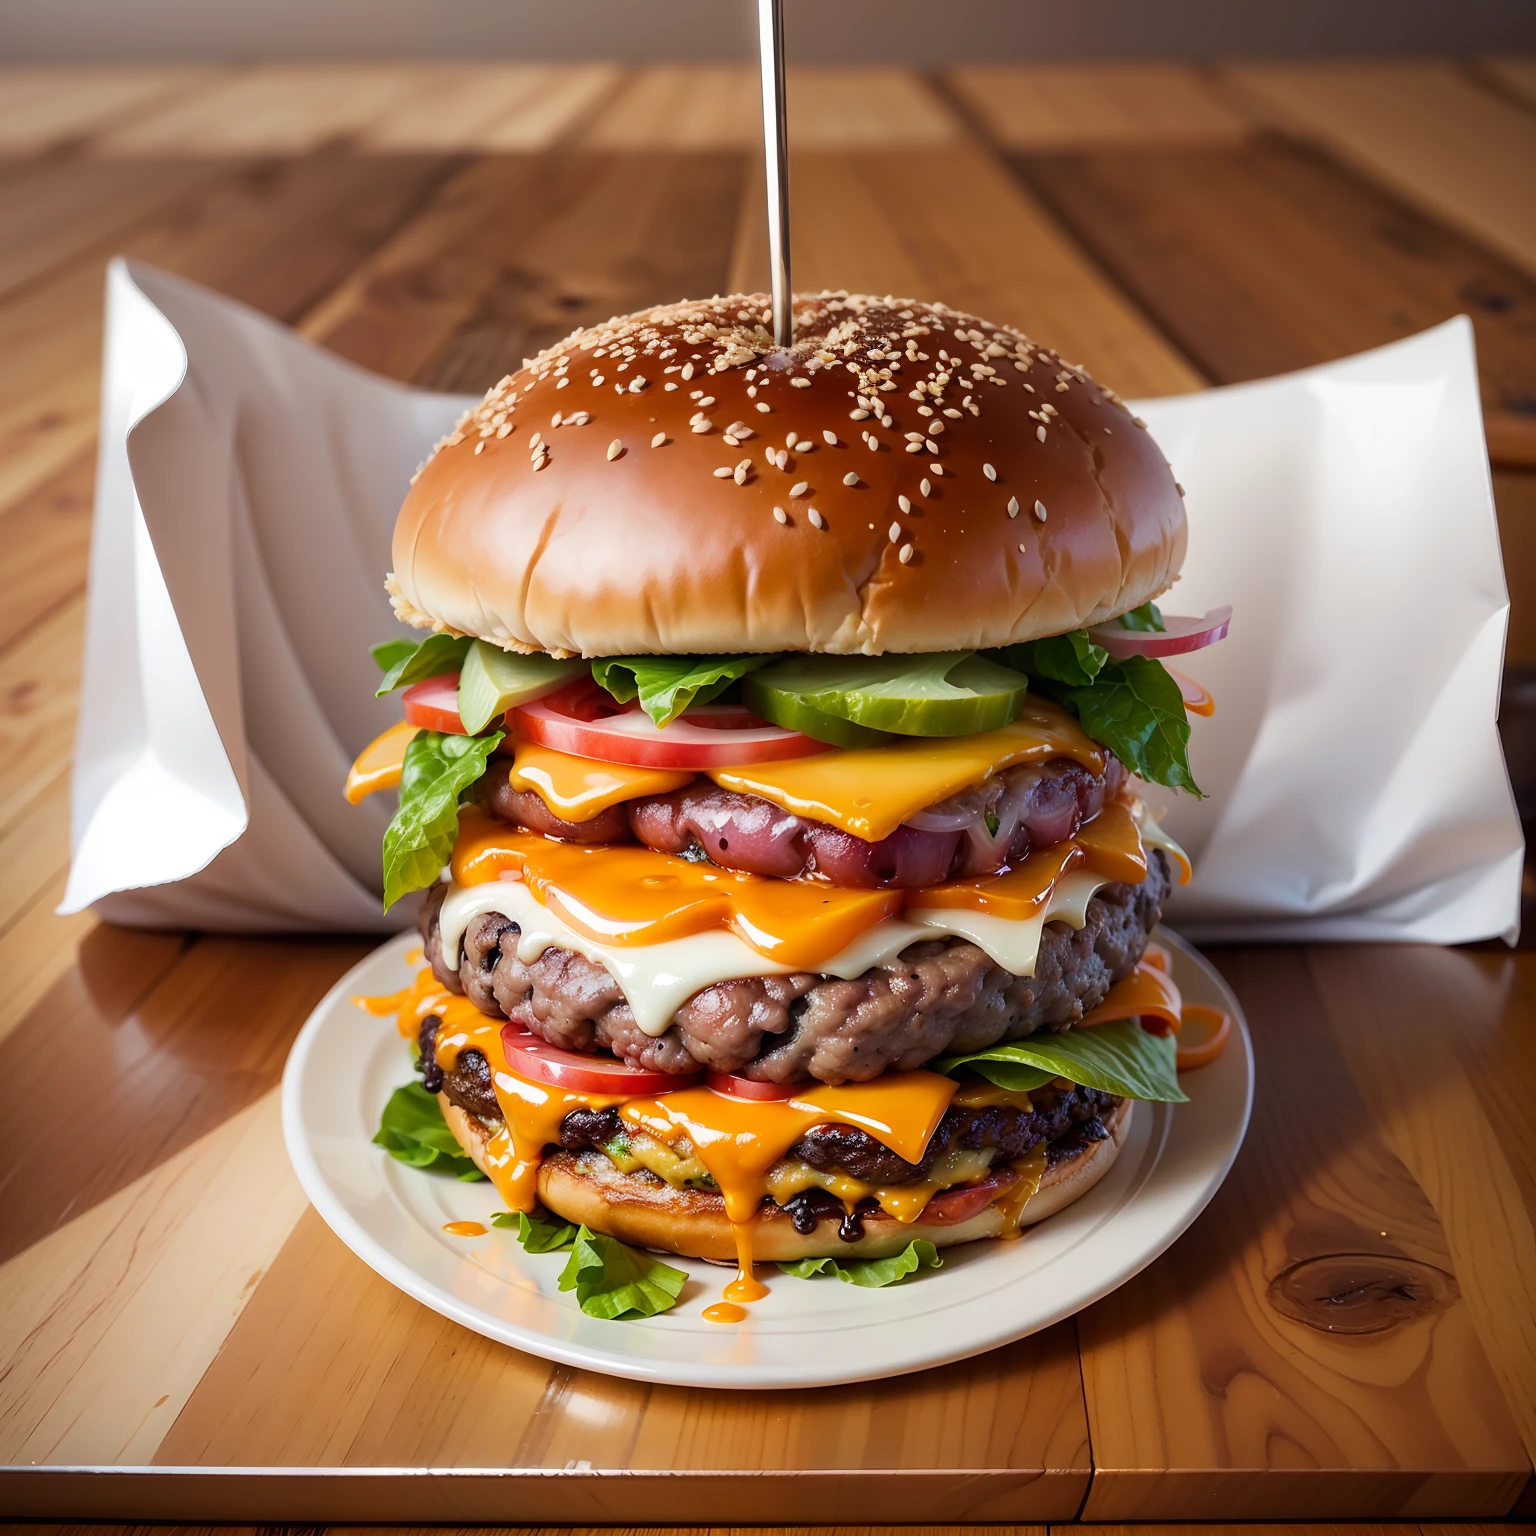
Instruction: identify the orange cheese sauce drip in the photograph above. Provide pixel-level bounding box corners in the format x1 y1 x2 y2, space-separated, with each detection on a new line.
344 719 420 804
709 698 1105 842
451 792 1152 971
703 1301 749 1324
503 738 694 822
618 1074 956 1222
442 1220 488 1237
1080 959 1184 1034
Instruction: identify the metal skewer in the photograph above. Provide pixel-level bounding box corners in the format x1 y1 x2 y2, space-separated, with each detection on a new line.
757 0 793 347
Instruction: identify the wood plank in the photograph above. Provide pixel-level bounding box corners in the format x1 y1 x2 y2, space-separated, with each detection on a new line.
947 63 1253 148
1223 62 1536 279
304 152 747 391
730 143 1201 400
0 933 366 1265
0 1087 307 1466
581 66 960 149
0 159 219 302
0 867 97 1052
1009 136 1536 468
0 595 86 833
355 64 621 152
1307 946 1536 1480
1077 946 1530 1520
0 67 220 155
94 65 441 156
152 1209 1090 1520
0 150 457 519
0 453 93 652
1480 57 1536 112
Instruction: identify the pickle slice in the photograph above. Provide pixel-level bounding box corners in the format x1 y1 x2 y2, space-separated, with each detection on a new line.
456 641 587 733
746 653 1030 738
742 679 892 747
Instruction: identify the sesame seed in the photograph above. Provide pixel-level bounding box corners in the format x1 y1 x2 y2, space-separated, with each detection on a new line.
898 543 914 564
920 478 932 496
905 442 923 454
651 432 667 447
881 415 893 427
550 413 562 427
898 494 911 512
723 434 739 447
756 402 772 413
791 377 812 388
699 396 716 407
1176 482 1186 498
773 506 788 524
664 382 678 391
843 472 860 487
1037 425 1047 442
496 422 512 438
592 376 604 387
607 439 624 460
982 463 997 481
1133 415 1148 429
713 467 733 478
925 439 939 452
850 409 870 420
929 463 944 476
729 422 753 439
790 481 809 497
530 432 543 449
1034 499 1048 521
823 430 839 445
808 508 825 528
888 521 901 542
681 363 694 380
1018 543 1027 553
556 378 569 389
1007 496 1020 517
904 431 924 441
692 421 713 433
474 441 485 455
943 408 961 419
734 460 751 485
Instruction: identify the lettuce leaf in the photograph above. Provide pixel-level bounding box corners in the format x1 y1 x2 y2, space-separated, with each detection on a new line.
1064 655 1201 795
778 1239 943 1287
557 1225 687 1318
936 1017 1187 1103
372 1082 486 1180
591 655 769 727
1117 600 1166 632
371 637 420 674
491 1208 579 1252
995 630 1107 688
374 632 472 697
382 727 504 908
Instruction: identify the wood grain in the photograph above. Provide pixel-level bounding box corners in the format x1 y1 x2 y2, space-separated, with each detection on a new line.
1496 472 1536 667
1077 946 1530 1520
151 1209 1090 1520
0 934 365 1264
0 67 219 155
305 152 746 391
0 1088 307 1466
94 66 439 156
1011 136 1536 444
1306 947 1536 1477
580 66 961 150
1223 63 1536 279
947 63 1253 148
355 64 623 152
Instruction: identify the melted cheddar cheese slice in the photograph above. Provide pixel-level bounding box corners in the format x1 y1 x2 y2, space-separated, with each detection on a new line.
709 698 1104 841
504 739 693 822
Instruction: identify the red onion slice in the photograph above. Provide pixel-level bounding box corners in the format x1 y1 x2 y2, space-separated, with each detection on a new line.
1089 604 1232 659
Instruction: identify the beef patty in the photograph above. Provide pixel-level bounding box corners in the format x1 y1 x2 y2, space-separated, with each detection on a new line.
419 1012 1119 1189
419 850 1167 1083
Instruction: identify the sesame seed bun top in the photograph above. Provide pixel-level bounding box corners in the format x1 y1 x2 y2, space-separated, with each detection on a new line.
388 292 1187 657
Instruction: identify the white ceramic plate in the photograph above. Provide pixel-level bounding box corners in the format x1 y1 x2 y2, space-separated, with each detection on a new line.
282 927 1251 1389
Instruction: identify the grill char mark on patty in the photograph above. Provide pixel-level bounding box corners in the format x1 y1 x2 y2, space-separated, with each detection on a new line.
418 849 1168 1084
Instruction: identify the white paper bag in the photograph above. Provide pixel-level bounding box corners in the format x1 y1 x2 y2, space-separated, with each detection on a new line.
62 259 1523 944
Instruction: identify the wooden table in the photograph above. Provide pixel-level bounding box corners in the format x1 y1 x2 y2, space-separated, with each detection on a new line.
1 59 1534 1529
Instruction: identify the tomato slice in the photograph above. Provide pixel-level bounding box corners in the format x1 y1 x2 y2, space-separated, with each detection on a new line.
500 1023 699 1095
512 678 828 770
705 1069 800 1102
402 674 468 734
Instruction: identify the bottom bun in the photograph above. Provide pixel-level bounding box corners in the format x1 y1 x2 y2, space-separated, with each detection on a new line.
442 1096 1130 1262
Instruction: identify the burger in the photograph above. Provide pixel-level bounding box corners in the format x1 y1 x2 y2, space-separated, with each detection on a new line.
352 292 1229 1318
